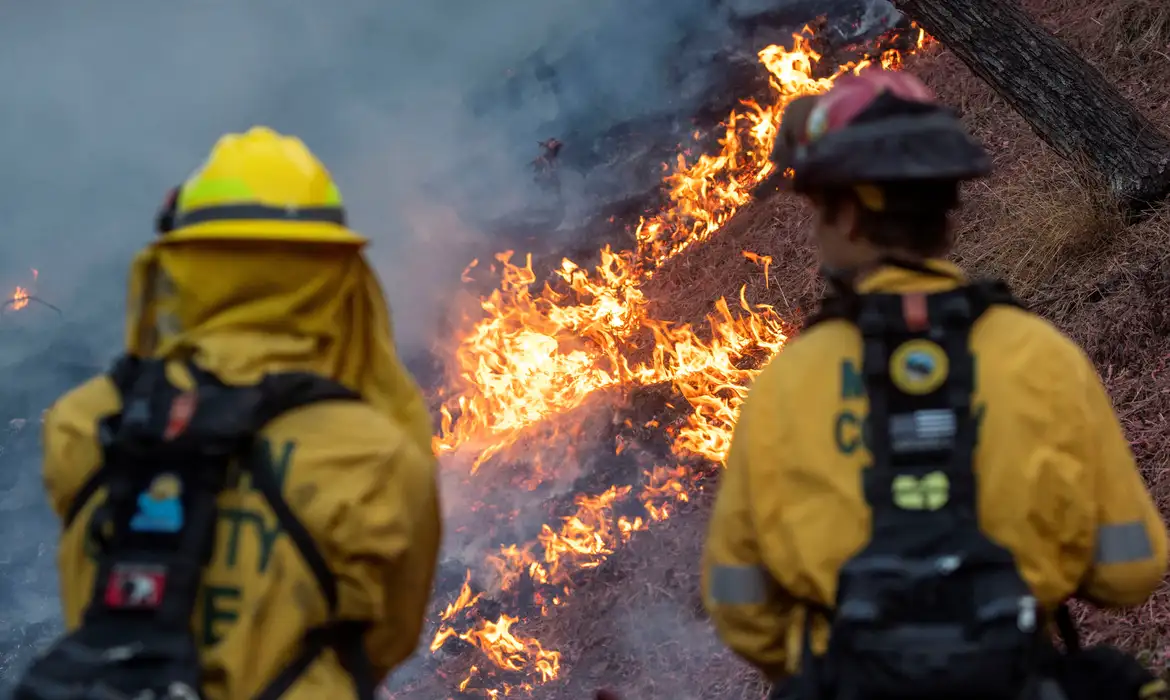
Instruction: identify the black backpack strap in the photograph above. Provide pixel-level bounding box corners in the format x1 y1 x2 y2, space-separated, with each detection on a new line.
1054 603 1081 654
62 355 143 529
806 276 1025 331
965 278 1027 315
805 292 857 329
254 622 375 700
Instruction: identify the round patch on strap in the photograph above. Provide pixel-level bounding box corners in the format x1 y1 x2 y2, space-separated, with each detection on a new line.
889 339 949 395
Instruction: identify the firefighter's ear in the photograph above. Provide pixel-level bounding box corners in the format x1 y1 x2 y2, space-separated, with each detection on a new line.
837 197 865 244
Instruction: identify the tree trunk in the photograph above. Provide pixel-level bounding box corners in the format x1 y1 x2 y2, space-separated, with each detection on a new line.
892 0 1170 214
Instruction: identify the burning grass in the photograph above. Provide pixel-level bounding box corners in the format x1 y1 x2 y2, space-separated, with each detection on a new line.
395 0 1170 697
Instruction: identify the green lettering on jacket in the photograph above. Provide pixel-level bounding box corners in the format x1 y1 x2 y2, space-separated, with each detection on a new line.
261 438 296 489
834 410 864 455
218 507 283 573
840 360 865 400
200 585 241 646
198 438 299 647
216 438 296 574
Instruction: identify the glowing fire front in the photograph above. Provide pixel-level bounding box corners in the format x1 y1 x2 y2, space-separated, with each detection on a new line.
423 26 932 697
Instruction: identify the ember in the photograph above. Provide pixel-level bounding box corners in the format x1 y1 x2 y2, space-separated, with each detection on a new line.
6 269 39 312
9 287 29 312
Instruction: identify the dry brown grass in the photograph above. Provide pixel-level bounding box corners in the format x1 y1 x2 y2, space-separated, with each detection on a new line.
406 1 1170 697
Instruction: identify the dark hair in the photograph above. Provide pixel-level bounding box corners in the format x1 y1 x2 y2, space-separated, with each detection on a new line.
816 180 959 257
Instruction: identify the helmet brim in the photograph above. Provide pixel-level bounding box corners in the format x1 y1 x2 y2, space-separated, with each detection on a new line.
794 111 991 190
163 219 368 246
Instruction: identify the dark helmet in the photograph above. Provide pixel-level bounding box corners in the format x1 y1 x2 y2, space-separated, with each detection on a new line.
770 69 991 205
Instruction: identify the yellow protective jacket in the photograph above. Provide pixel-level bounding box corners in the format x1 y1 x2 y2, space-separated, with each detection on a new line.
702 260 1168 681
42 240 441 699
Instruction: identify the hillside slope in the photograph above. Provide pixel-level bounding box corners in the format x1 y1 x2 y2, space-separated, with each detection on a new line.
405 1 1170 697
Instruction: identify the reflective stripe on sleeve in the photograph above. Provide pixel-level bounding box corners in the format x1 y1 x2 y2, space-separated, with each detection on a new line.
1096 521 1154 565
709 564 768 605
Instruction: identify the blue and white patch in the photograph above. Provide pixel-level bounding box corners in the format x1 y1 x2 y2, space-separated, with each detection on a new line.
129 473 184 533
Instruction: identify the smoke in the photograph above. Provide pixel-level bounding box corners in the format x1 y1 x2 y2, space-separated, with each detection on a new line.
0 0 745 687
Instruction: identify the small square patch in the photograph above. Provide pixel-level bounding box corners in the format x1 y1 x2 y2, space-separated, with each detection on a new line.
104 564 168 609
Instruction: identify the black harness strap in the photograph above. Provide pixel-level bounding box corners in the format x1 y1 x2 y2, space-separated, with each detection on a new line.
806 259 1025 332
63 356 143 530
253 621 375 700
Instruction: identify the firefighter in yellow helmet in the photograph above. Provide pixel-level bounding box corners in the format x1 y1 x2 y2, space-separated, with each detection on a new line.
21 126 440 700
702 71 1169 700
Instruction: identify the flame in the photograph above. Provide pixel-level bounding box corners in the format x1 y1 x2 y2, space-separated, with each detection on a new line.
9 287 29 311
742 251 773 288
416 24 931 697
8 268 39 312
433 609 561 694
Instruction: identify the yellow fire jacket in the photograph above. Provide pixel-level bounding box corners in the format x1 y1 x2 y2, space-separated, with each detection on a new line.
42 238 441 699
43 364 440 699
702 260 1168 680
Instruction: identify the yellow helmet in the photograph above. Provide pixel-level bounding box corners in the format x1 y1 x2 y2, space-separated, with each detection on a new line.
166 126 366 245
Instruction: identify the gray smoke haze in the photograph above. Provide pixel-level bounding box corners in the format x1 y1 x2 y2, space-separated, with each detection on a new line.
0 0 742 687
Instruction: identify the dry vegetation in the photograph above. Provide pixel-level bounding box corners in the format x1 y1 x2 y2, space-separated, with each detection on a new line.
526 0 1170 697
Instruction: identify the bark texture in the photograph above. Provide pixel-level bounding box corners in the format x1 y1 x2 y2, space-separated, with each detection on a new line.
894 0 1170 213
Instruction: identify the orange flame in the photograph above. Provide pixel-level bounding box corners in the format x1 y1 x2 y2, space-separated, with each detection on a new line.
8 268 39 312
9 287 29 311
742 250 773 289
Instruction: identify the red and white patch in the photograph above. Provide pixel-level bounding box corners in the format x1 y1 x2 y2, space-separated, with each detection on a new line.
104 564 168 609
164 390 198 440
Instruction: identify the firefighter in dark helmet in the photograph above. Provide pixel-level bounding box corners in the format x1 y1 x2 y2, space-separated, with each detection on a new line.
22 126 440 700
702 70 1168 700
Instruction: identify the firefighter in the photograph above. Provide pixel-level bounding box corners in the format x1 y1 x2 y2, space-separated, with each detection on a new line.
31 126 440 699
702 70 1168 700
